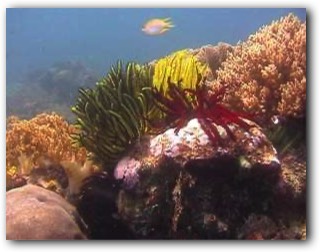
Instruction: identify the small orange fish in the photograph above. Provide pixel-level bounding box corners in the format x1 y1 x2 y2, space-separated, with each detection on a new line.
142 18 174 35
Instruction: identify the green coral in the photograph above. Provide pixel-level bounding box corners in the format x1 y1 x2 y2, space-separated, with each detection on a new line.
71 61 157 171
153 49 208 95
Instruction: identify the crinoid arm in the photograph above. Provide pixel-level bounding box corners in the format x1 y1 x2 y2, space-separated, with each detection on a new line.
72 61 158 171
151 78 198 134
198 118 220 143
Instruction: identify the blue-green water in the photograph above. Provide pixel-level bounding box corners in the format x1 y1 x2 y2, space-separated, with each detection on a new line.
7 8 306 83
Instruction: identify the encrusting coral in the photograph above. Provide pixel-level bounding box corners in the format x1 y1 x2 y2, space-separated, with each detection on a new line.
209 13 306 123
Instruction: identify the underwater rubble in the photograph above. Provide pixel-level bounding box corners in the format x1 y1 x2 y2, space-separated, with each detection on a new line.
6 13 306 240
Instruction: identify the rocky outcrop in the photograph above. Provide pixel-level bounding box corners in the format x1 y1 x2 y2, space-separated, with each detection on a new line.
6 184 86 240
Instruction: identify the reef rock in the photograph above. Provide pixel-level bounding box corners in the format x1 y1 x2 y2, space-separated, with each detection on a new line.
6 184 86 240
115 118 280 189
238 213 305 240
113 118 281 238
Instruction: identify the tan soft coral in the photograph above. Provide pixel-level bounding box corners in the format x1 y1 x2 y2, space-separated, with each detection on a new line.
210 13 306 122
6 112 87 170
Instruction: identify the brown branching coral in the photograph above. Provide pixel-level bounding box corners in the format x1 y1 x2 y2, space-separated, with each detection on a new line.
210 13 306 122
6 112 87 170
193 42 234 80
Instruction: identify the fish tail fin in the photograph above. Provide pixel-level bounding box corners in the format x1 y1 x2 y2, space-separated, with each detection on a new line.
163 17 172 22
160 27 175 34
161 28 169 33
163 18 175 28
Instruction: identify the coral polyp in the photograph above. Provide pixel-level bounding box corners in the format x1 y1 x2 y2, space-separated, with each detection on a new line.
152 78 254 144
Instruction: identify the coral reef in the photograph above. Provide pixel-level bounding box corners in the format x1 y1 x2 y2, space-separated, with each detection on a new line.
61 159 100 196
192 42 234 80
6 113 88 191
73 16 306 237
209 13 306 123
273 148 306 223
34 60 98 102
6 113 87 168
238 214 305 240
76 172 134 239
7 60 98 121
266 116 306 157
6 13 306 240
27 156 69 196
110 127 306 239
108 117 282 238
6 165 27 190
152 78 255 143
114 117 279 189
7 82 62 119
71 62 158 171
280 152 306 200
